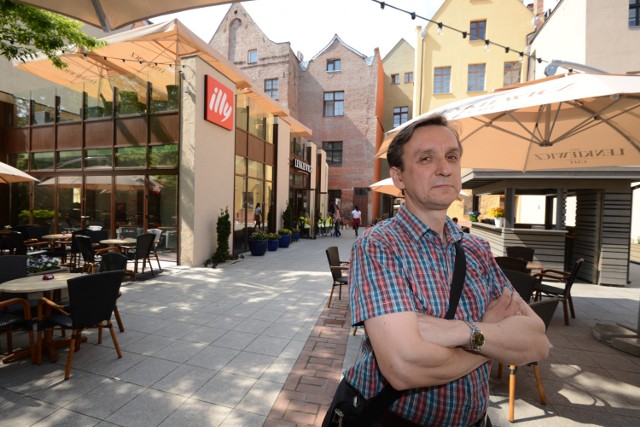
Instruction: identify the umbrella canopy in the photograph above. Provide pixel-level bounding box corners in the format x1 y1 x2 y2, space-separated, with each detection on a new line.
376 73 640 171
370 177 469 200
10 0 246 31
0 161 39 184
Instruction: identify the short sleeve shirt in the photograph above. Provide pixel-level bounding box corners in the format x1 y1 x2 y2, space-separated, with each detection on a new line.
345 205 511 426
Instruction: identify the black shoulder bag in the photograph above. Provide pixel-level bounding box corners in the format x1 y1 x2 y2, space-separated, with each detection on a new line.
323 241 467 427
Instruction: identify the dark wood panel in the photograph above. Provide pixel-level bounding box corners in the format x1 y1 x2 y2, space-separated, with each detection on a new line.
235 130 247 157
31 126 55 151
85 120 114 148
57 122 82 149
5 128 29 152
247 134 264 162
150 113 179 144
265 143 274 165
116 116 147 146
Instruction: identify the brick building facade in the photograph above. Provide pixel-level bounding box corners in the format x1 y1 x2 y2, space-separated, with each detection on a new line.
209 3 383 225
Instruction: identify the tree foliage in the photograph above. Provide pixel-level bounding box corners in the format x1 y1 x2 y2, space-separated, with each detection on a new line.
213 207 231 263
0 0 104 69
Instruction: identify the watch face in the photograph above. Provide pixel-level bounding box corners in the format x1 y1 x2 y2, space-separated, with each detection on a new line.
472 330 485 350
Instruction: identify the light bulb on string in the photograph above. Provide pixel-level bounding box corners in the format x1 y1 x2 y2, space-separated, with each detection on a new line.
519 52 524 63
484 40 490 52
437 22 443 36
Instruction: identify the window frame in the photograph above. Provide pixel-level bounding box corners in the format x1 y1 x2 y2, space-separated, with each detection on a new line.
503 61 521 87
391 74 400 84
470 20 486 41
404 72 414 84
467 63 486 92
631 0 640 27
393 106 409 128
323 91 345 117
327 59 341 72
433 66 452 95
264 78 279 100
248 49 258 64
323 141 343 167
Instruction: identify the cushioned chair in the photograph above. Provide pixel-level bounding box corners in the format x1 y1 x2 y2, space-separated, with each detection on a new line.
325 246 349 308
99 253 128 333
36 270 124 379
498 298 560 422
506 246 535 262
1 297 36 363
64 229 89 270
123 233 156 280
533 258 584 326
495 256 529 273
76 235 100 274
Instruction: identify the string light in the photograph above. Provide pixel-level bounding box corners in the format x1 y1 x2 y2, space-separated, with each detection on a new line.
371 0 552 67
75 51 181 68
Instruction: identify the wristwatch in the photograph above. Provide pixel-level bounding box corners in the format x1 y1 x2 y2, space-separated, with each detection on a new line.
463 320 485 351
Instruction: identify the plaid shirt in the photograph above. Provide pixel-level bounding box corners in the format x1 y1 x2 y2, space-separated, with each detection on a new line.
345 205 510 426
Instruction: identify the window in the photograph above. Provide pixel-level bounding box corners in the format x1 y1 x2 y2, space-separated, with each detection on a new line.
393 106 409 128
468 64 486 92
327 59 341 72
323 91 344 117
503 62 521 87
265 78 279 100
248 49 258 64
434 66 451 94
404 72 414 83
323 141 343 166
391 74 400 84
470 20 486 41
631 0 640 27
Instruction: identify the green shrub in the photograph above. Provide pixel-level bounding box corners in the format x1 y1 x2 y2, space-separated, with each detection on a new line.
213 207 231 263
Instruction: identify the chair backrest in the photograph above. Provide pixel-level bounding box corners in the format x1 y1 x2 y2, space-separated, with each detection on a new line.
75 235 95 263
325 246 345 281
99 252 129 272
147 228 163 249
86 229 109 245
67 270 124 329
529 298 560 331
8 231 27 255
0 255 28 283
135 233 156 258
506 246 535 262
563 258 584 294
70 229 90 252
503 269 537 302
495 256 529 273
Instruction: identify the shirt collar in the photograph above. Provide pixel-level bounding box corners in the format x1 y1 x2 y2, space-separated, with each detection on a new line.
394 205 463 246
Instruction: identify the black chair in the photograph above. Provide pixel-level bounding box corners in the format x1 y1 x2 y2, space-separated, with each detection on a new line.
0 254 28 284
99 253 128 332
499 298 560 422
65 229 89 270
1 297 36 363
123 233 156 280
506 246 535 262
76 235 100 273
36 270 124 379
85 229 109 250
325 246 349 308
533 258 584 326
147 228 163 270
495 256 529 273
503 269 537 303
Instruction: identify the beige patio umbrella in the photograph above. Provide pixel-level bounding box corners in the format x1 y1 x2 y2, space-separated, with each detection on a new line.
0 161 39 184
370 177 469 200
376 73 640 171
10 0 246 31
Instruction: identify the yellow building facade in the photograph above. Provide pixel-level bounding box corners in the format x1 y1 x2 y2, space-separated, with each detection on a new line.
415 0 534 114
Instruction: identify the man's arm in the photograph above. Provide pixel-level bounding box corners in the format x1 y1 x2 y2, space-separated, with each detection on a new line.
364 311 488 390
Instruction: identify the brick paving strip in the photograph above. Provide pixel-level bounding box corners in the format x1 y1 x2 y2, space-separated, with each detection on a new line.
264 296 352 427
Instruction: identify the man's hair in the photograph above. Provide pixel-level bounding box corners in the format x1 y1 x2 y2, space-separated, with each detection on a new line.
387 114 462 170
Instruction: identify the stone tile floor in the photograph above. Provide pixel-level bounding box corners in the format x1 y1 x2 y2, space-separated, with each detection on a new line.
1 233 639 426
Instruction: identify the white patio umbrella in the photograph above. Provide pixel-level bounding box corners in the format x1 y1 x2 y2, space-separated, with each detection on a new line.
0 161 39 184
10 0 246 31
370 177 469 200
376 73 640 171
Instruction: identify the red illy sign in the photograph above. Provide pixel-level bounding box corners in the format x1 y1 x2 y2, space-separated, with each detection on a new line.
205 75 234 131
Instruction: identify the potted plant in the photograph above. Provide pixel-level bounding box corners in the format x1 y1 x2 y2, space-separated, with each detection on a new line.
267 233 280 251
467 210 481 223
278 228 292 248
26 255 66 276
249 230 269 256
488 207 505 227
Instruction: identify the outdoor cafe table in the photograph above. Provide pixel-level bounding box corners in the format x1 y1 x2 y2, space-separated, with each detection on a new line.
41 233 72 262
99 238 136 253
0 272 83 363
527 261 544 273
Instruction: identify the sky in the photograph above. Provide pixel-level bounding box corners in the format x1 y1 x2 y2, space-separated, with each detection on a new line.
153 0 444 59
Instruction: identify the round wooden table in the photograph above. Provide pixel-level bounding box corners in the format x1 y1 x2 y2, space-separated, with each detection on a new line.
0 272 82 295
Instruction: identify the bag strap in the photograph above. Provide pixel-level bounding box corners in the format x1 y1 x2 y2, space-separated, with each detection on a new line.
360 240 467 423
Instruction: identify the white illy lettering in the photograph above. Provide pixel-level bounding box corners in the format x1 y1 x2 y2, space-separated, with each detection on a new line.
209 87 232 122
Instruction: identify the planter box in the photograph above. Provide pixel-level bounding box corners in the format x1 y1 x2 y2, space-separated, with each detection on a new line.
249 240 268 256
279 234 291 248
267 240 279 251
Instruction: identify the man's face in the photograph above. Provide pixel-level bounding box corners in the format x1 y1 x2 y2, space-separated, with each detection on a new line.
390 125 462 213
